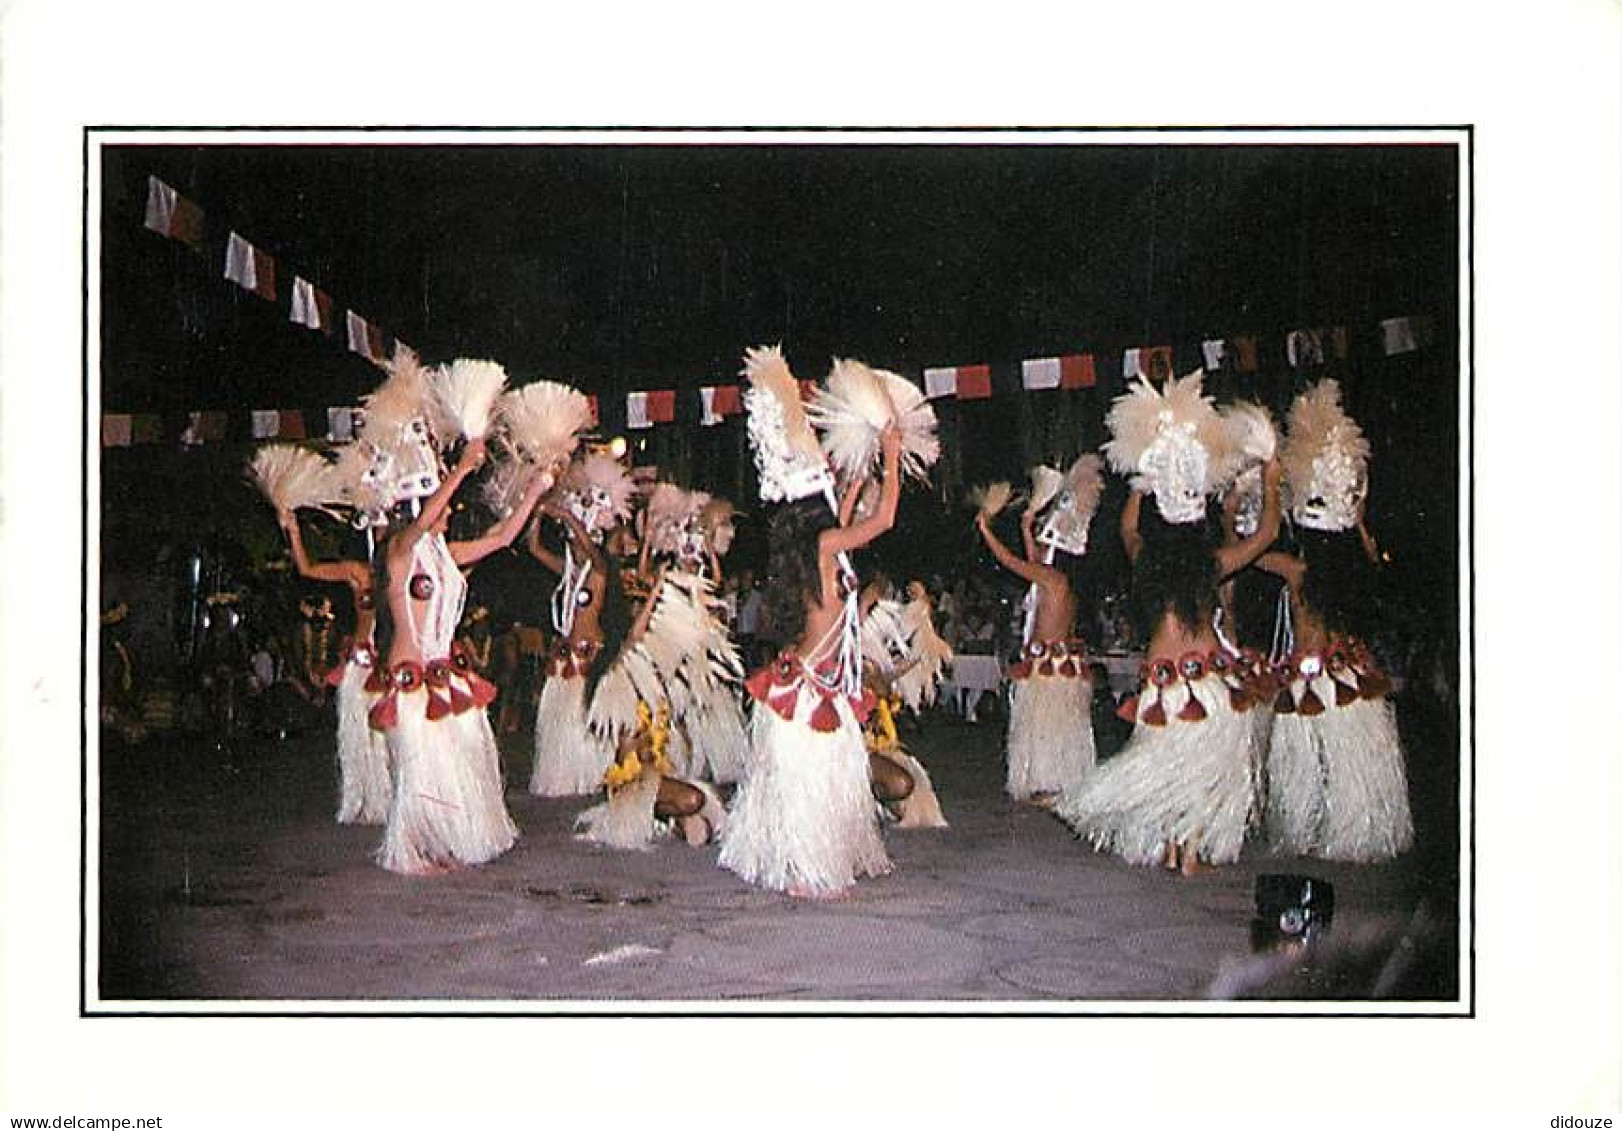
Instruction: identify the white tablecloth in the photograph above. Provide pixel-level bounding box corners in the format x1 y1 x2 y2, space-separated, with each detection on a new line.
943 654 1003 695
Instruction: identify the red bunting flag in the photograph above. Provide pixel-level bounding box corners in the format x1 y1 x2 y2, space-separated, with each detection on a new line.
130 414 164 445
180 411 229 447
279 410 307 440
1139 346 1173 381
102 414 133 448
923 364 992 401
1230 335 1259 372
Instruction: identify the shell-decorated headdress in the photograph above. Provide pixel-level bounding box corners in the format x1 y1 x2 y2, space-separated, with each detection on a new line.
1103 370 1236 525
1220 400 1278 538
808 358 940 484
644 482 707 557
564 451 638 534
1281 378 1370 532
1034 454 1104 556
742 345 836 504
348 348 447 524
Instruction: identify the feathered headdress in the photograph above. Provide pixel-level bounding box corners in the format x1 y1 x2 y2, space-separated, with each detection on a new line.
809 358 940 484
427 358 508 442
564 452 638 533
1221 400 1278 538
742 345 835 504
1281 379 1370 532
246 444 344 519
351 351 446 518
970 481 1017 520
644 483 702 555
1103 370 1236 525
1035 454 1104 556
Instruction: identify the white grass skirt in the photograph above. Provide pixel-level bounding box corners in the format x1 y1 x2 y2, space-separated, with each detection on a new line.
335 660 391 825
1266 683 1413 862
530 674 614 796
1053 676 1256 866
574 772 665 852
1006 673 1097 798
883 749 949 829
719 691 891 894
377 693 518 874
681 692 749 785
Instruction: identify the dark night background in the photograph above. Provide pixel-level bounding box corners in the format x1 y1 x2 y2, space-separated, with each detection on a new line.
97 139 1460 721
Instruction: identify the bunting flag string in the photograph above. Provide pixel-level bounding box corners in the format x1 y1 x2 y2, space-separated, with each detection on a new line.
139 173 400 368
100 307 1438 450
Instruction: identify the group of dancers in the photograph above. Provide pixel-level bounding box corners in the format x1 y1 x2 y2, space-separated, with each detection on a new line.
249 343 1411 898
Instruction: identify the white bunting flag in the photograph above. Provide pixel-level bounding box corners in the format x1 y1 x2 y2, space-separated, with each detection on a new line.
143 177 177 235
1201 339 1227 370
346 311 373 360
923 366 957 399
290 277 322 330
1121 348 1143 379
250 410 281 439
224 232 258 293
1020 357 1062 391
1381 317 1418 356
626 391 652 430
327 406 359 442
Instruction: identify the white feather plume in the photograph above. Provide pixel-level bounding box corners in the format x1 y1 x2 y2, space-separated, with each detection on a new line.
1026 466 1064 516
809 359 939 482
480 437 553 518
970 481 1016 519
894 586 953 714
246 444 344 517
1223 400 1277 466
1281 378 1369 490
497 379 593 469
429 358 509 441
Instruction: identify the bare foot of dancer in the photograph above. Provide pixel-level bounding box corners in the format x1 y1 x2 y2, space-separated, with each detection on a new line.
679 813 713 847
1178 848 1212 876
1026 792 1058 810
1161 842 1180 871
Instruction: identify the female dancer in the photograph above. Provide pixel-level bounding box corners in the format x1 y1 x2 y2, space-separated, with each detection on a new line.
574 565 729 850
1054 373 1281 874
526 491 623 796
372 436 546 874
278 510 390 824
974 458 1101 803
721 423 903 898
1259 379 1411 862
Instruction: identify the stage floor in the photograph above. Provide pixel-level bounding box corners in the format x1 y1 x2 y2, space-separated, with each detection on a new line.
93 708 1460 1010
